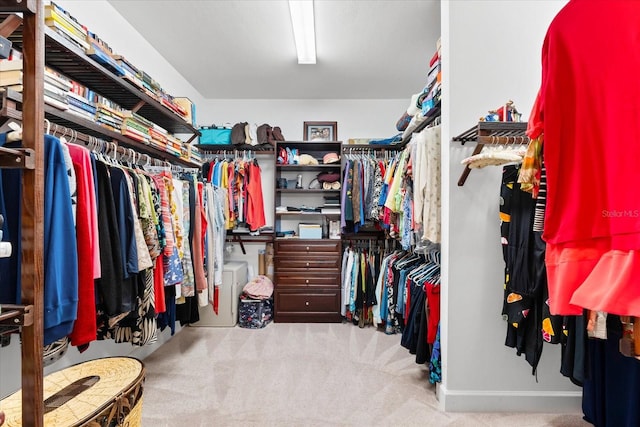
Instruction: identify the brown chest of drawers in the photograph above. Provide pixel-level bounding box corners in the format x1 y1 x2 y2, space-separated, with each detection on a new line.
273 239 342 322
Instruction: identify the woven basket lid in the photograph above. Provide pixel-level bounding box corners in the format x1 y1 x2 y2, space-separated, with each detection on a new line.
1 357 144 427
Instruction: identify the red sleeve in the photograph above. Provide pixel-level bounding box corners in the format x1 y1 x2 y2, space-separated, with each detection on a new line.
527 34 549 140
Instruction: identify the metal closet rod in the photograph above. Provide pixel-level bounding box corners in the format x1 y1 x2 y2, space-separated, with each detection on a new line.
42 120 172 167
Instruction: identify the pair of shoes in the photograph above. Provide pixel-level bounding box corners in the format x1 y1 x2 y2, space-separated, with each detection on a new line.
256 124 283 146
257 123 271 145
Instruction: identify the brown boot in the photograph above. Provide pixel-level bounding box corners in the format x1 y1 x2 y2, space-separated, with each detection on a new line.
257 123 270 144
267 127 276 146
272 126 285 141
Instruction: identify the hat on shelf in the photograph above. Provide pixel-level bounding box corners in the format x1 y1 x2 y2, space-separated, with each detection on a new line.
298 154 319 165
317 171 340 183
322 152 340 164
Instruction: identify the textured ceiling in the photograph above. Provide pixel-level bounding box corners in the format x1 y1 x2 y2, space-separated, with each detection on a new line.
107 0 441 100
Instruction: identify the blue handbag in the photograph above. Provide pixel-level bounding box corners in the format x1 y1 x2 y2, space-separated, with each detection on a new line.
199 126 232 145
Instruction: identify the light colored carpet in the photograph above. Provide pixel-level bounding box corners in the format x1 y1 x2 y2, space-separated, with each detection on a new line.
140 323 589 427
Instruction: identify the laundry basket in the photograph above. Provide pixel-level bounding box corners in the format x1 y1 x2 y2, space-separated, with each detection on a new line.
0 356 144 426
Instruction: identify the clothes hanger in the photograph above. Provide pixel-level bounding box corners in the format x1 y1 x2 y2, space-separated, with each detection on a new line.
58 126 69 144
6 121 22 142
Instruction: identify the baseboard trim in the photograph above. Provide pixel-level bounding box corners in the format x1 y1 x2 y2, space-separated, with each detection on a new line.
436 384 583 413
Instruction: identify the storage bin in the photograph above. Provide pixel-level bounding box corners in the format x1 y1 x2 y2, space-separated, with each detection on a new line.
238 297 273 329
299 223 322 239
199 126 231 145
194 261 248 327
0 357 144 426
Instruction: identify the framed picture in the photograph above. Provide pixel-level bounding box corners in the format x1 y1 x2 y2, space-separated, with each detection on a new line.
304 121 338 142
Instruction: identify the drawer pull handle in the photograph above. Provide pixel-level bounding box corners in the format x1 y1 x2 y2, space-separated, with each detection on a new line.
306 246 310 251
306 279 309 284
305 301 309 306
306 262 310 267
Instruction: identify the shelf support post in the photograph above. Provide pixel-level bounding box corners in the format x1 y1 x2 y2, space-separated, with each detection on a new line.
20 0 45 424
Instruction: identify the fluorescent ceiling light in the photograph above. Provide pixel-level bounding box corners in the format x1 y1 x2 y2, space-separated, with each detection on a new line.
289 0 316 64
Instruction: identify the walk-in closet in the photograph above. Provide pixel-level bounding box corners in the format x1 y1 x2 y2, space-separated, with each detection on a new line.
0 1 634 426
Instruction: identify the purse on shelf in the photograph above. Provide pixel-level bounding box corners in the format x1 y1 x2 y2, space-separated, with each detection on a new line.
199 125 232 145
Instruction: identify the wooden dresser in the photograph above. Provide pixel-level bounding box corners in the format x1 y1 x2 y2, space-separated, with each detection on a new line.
274 239 342 322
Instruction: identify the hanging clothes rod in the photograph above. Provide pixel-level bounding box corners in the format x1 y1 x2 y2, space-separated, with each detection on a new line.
38 120 177 167
454 121 530 186
201 149 258 161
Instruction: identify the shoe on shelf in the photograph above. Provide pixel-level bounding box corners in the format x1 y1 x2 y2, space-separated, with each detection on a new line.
272 126 285 141
267 127 276 146
257 123 271 144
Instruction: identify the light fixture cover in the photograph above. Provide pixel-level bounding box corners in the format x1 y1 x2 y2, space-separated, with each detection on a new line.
289 0 316 64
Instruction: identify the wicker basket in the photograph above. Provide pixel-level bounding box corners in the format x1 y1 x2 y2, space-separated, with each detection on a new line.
1 357 145 426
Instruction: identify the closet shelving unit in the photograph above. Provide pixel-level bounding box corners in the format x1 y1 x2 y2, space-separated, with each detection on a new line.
0 88 201 167
273 140 343 323
274 140 343 221
1 16 201 167
454 121 529 186
0 1 45 425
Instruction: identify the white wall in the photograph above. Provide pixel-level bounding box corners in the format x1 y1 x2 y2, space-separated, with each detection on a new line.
439 0 579 412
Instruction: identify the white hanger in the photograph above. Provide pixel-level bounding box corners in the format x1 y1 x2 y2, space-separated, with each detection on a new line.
6 121 22 142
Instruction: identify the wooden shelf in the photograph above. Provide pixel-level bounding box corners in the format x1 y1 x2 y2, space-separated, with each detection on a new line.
400 100 441 146
276 140 342 152
194 144 274 153
454 121 529 186
277 164 340 171
453 121 528 145
225 231 274 254
276 211 340 216
4 22 200 136
276 189 340 194
1 89 201 168
0 1 36 13
0 145 34 169
0 304 33 327
342 144 405 151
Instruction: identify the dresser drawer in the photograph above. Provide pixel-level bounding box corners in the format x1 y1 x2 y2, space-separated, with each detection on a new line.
275 272 340 288
275 290 340 313
275 239 341 255
275 256 341 271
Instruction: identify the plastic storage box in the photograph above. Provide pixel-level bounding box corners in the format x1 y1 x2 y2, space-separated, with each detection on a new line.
298 223 322 239
194 261 248 327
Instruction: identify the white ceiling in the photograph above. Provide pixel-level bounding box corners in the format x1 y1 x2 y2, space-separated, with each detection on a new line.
107 0 441 100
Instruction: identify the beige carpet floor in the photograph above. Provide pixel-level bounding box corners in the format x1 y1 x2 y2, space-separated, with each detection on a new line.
140 323 589 426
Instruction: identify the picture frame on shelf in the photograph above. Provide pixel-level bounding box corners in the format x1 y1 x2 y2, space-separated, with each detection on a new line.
304 121 338 141
328 220 340 240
